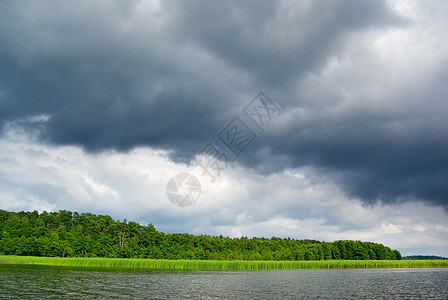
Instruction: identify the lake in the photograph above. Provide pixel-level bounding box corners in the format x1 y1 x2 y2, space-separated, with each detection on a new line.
0 264 447 299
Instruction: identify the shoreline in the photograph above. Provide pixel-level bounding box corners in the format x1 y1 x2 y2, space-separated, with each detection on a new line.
1 255 447 270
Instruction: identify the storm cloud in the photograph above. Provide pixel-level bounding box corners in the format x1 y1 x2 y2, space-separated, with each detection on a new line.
1 0 447 210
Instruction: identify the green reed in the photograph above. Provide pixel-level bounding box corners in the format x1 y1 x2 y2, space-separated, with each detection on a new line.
1 255 447 270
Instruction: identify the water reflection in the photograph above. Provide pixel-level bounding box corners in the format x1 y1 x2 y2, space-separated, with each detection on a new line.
0 264 447 299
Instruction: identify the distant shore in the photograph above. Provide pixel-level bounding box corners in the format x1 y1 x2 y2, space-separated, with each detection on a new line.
1 255 447 270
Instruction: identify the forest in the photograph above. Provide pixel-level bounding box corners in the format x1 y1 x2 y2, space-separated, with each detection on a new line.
0 210 401 261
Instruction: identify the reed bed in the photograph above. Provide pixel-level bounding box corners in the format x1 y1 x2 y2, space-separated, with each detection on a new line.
1 255 447 270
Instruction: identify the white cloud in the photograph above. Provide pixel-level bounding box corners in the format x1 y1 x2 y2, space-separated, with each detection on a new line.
0 126 447 256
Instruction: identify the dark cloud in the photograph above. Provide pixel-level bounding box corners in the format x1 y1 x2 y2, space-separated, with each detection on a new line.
0 0 242 152
1 0 447 207
167 0 402 89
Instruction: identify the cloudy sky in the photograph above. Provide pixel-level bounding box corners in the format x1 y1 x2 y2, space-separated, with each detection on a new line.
1 0 447 256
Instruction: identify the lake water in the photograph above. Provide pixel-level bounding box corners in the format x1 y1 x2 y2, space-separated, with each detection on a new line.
0 264 447 299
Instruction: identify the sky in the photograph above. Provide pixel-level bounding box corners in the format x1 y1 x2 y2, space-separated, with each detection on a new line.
0 0 447 257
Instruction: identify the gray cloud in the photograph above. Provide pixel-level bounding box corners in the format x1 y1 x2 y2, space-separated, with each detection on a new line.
167 0 402 89
1 0 447 208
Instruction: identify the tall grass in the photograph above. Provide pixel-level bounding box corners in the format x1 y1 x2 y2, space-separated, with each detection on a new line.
1 256 447 270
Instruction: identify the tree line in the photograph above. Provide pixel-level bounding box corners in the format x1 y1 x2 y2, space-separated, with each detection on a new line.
0 210 401 260
403 255 447 260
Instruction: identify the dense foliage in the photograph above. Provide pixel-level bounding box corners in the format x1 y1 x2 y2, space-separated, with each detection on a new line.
0 210 401 260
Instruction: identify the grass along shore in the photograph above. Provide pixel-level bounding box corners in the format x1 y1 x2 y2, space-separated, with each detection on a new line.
1 255 447 270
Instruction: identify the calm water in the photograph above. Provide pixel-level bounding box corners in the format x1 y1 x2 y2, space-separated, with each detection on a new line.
0 264 447 299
